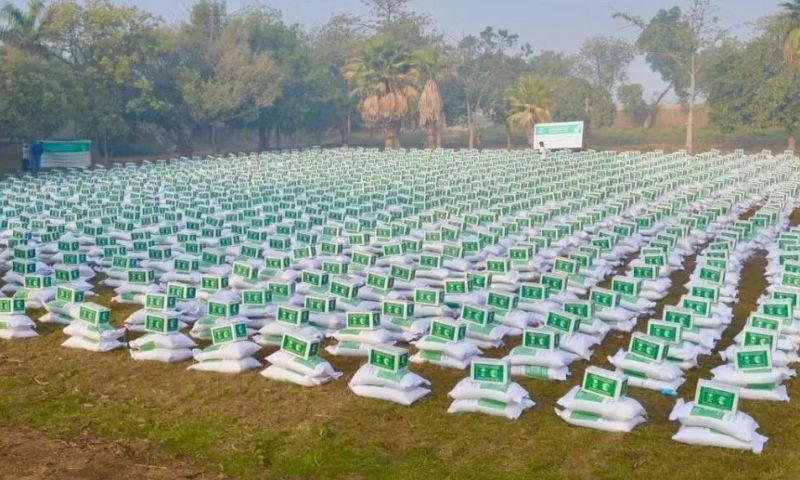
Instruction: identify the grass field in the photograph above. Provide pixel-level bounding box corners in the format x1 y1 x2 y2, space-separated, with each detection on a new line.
1 211 800 479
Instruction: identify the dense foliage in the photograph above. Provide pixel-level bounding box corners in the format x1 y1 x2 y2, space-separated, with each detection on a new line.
0 0 798 153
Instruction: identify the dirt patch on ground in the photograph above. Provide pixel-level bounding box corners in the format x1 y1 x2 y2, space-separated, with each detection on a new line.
0 424 224 480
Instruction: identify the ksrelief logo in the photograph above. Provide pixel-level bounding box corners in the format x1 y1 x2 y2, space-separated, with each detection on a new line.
369 346 408 373
347 311 380 329
210 322 248 345
281 333 319 360
430 319 465 342
470 359 509 385
523 328 559 350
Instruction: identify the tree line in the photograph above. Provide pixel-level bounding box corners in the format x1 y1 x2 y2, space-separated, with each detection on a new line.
1 0 799 156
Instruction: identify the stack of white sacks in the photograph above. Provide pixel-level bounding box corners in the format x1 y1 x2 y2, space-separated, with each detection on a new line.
713 339 794 402
237 288 273 330
255 303 323 347
110 266 160 305
261 332 342 386
411 318 481 369
459 300 511 349
129 309 196 362
349 345 431 405
13 272 57 309
187 321 261 373
671 379 767 453
61 302 126 352
326 311 399 356
608 332 686 393
167 281 205 325
378 290 435 341
124 292 188 332
540 308 599 362
447 358 535 420
555 366 647 432
191 290 254 340
0 296 37 340
41 285 88 325
505 326 573 381
589 286 638 333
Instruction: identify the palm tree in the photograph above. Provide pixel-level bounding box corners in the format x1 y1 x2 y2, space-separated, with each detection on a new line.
0 0 50 56
416 47 452 149
783 0 800 69
506 75 555 149
343 36 418 149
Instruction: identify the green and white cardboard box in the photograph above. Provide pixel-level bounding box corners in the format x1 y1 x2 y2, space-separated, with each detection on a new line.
242 289 271 306
207 298 240 318
692 379 739 417
740 327 778 352
589 287 620 309
55 285 84 304
647 320 682 347
414 287 443 306
747 313 782 332
545 310 581 335
167 282 197 300
461 303 494 326
733 345 773 372
470 358 510 386
276 305 309 326
522 327 560 350
383 299 414 319
369 345 409 373
581 366 627 401
268 280 295 299
144 312 180 334
210 322 249 345
519 282 549 302
486 289 518 311
281 332 320 360
145 293 176 312
78 303 111 326
626 333 670 363
347 311 381 330
304 294 336 313
429 318 467 342
0 297 26 314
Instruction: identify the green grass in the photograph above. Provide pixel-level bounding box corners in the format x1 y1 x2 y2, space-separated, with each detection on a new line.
3 232 800 480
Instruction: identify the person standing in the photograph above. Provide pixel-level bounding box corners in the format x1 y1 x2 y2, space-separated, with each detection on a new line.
21 143 31 172
31 140 44 174
538 141 549 160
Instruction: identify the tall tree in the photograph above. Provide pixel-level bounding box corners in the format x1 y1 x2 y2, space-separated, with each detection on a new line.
577 36 635 100
343 36 418 149
615 0 723 152
417 47 452 148
179 20 280 154
782 0 800 69
456 27 531 149
617 83 649 124
311 15 367 147
0 0 49 56
529 50 578 79
707 16 800 150
0 46 71 140
41 0 172 161
361 0 433 47
506 75 554 148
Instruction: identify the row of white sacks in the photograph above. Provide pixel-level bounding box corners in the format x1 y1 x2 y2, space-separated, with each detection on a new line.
556 176 800 446
507 183 770 386
669 200 800 453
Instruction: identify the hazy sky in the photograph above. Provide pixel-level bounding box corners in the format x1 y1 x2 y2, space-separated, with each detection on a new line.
12 0 784 99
